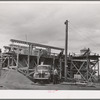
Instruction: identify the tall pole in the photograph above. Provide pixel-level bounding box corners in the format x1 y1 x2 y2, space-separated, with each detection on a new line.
0 50 2 77
64 20 68 81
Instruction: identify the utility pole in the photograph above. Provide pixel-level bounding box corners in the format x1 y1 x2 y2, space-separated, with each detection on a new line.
0 49 2 77
64 20 68 81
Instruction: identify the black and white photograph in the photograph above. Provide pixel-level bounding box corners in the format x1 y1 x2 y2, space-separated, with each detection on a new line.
0 1 100 93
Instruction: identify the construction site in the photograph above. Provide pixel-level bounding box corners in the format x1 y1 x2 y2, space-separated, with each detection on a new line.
0 20 100 90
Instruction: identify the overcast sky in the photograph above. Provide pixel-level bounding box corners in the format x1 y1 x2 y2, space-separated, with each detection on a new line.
0 1 100 54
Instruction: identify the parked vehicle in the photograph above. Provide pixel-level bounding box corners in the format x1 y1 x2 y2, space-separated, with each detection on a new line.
33 65 53 84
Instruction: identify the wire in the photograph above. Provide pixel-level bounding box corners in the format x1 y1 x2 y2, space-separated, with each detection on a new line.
68 22 100 54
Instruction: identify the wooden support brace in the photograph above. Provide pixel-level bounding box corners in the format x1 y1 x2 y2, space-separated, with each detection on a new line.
76 61 86 74
23 59 28 67
2 57 7 65
72 62 87 81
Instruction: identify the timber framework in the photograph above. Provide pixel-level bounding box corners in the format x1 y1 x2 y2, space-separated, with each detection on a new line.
1 39 100 83
2 39 64 80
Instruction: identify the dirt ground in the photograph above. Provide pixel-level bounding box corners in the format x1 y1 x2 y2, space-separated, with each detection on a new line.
0 69 100 90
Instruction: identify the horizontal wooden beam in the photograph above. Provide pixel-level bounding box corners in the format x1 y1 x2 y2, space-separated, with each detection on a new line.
10 39 64 50
3 46 11 49
10 44 28 49
72 59 87 62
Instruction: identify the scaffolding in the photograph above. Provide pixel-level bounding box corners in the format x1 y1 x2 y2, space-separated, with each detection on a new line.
67 48 100 83
1 39 100 83
2 39 64 80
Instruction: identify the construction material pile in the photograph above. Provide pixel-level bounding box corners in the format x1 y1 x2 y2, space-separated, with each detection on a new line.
0 68 33 89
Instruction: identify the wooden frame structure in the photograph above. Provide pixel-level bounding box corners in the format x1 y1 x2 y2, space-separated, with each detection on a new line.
67 49 100 83
1 40 100 83
2 39 64 80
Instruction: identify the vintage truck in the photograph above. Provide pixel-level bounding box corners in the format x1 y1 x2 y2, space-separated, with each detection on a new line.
33 65 53 84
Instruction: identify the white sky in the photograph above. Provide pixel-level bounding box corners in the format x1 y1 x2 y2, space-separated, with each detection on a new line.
0 1 100 54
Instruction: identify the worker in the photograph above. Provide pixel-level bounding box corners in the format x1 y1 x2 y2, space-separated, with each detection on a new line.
53 68 58 84
58 50 63 59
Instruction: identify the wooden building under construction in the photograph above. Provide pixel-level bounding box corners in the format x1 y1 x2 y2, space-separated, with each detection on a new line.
2 39 64 80
1 39 100 83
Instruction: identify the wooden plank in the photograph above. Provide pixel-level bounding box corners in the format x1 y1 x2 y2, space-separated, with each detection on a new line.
18 67 28 70
10 44 28 49
72 59 87 62
4 46 10 48
27 71 34 76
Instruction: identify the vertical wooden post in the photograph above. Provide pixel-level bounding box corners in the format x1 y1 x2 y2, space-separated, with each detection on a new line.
27 45 30 74
60 58 62 79
98 59 99 81
87 55 89 83
37 50 40 66
8 56 10 68
0 52 2 77
64 20 68 81
53 56 55 69
70 57 73 78
11 56 14 66
53 56 55 82
87 59 89 82
17 47 19 69
30 44 33 55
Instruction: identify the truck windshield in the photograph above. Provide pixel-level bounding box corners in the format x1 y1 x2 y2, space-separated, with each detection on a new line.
37 66 50 70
